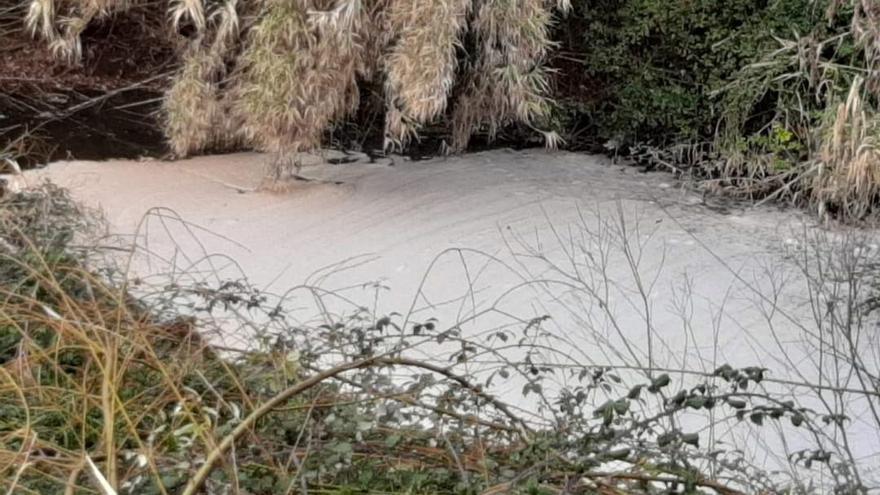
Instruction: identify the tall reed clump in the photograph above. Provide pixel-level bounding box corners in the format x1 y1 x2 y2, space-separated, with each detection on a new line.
24 0 568 165
807 1 880 219
813 77 880 219
164 0 567 166
162 0 244 157
382 0 470 150
451 0 567 151
163 50 226 157
231 0 369 177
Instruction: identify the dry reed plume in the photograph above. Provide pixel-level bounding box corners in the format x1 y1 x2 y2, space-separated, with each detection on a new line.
25 0 134 62
382 0 470 150
813 77 880 219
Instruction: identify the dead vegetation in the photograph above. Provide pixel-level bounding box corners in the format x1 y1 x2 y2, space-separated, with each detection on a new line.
23 0 567 178
166 0 569 172
813 77 880 219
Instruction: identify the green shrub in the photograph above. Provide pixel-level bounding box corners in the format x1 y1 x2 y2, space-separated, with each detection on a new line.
558 0 824 148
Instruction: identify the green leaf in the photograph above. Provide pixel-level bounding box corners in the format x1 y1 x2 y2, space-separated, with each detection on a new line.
714 364 732 374
603 407 614 426
686 396 706 409
668 389 687 407
627 385 643 399
605 448 631 460
647 373 670 392
657 432 676 447
750 412 764 426
594 400 613 416
681 433 699 447
385 434 402 448
329 441 353 455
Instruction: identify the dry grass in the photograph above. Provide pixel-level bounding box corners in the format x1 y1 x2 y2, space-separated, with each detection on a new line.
0 186 243 495
812 77 880 218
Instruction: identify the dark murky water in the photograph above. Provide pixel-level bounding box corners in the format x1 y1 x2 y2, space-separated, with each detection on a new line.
1 89 166 168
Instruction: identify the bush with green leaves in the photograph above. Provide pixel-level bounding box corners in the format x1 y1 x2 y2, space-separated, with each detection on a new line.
557 0 824 149
551 0 880 220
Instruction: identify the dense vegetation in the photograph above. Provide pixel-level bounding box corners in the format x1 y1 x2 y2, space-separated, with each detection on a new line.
3 0 880 218
555 0 879 219
556 0 822 147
